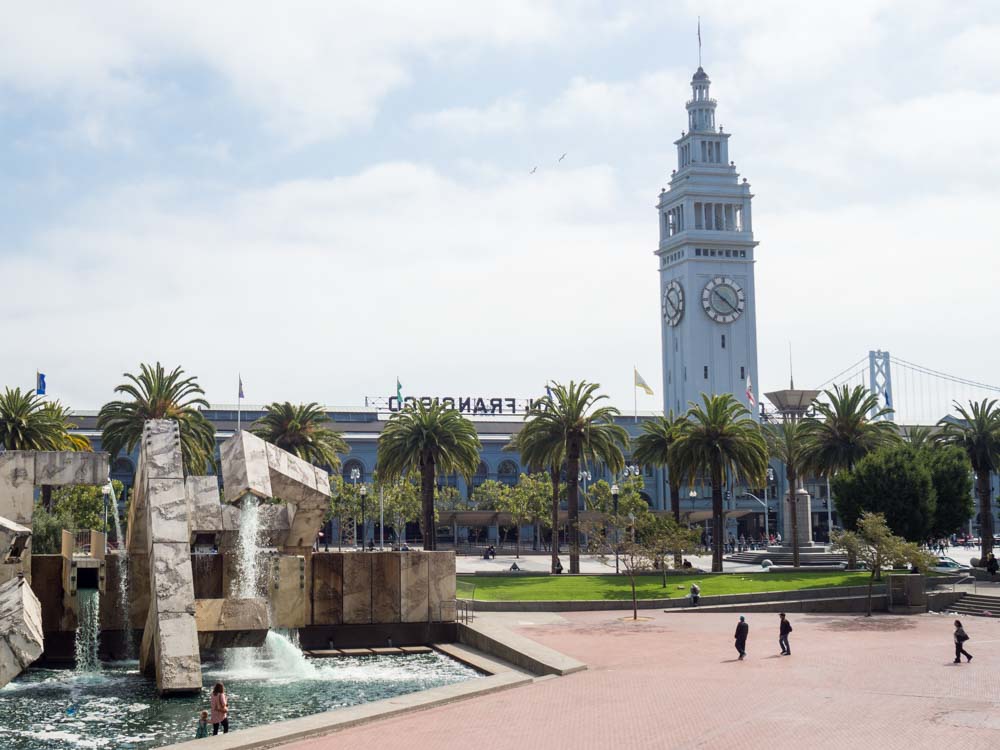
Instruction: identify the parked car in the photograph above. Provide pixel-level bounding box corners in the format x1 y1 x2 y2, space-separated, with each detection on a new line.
931 556 971 574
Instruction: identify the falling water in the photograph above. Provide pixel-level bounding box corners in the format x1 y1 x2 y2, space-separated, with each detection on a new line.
74 588 101 672
225 495 266 672
107 483 134 659
233 495 263 600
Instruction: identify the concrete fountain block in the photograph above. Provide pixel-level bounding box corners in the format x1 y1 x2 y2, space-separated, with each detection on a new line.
311 553 343 625
271 555 308 629
220 431 272 503
154 610 202 694
373 553 401 623
428 551 457 622
0 577 44 689
150 542 197 615
195 598 268 649
147 479 190 551
33 451 109 487
142 421 184 480
0 453 35 524
400 552 430 623
186 476 223 538
343 554 372 624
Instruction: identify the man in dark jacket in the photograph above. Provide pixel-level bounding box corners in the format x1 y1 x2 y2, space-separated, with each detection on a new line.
779 612 793 655
734 616 749 660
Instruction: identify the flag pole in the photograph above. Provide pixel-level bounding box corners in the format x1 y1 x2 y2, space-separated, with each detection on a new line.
237 373 242 433
634 365 638 423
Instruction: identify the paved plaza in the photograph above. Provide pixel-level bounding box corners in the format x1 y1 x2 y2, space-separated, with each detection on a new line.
282 610 1000 750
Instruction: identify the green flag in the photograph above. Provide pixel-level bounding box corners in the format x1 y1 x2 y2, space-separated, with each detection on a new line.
396 377 403 403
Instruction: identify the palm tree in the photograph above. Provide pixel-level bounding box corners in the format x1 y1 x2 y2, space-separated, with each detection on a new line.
98 362 216 475
507 417 565 573
0 388 89 451
520 381 628 574
631 412 689 568
764 420 811 568
801 384 900 540
376 401 481 550
802 384 899 474
936 399 1000 560
251 402 348 469
905 425 935 448
632 412 687 525
672 394 769 572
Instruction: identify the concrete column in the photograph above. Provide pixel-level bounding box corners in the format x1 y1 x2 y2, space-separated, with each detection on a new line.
782 488 813 547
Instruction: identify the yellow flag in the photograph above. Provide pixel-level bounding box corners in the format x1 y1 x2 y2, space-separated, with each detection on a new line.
634 368 654 396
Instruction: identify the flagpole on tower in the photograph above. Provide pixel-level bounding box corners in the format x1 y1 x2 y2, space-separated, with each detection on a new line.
697 16 702 67
237 373 243 433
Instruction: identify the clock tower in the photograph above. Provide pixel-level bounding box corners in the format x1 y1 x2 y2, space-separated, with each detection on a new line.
657 66 759 417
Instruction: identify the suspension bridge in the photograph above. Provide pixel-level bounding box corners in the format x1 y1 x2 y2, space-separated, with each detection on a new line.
809 350 1000 426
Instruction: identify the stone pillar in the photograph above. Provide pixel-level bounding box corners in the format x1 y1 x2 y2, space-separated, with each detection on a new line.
782 487 813 547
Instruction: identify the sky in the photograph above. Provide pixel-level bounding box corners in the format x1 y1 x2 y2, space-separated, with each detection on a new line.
2 0 999 416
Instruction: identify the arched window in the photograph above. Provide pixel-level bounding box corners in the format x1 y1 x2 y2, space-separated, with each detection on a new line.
497 460 518 485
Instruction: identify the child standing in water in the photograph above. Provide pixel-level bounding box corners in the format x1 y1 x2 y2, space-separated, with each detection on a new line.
195 709 209 738
211 682 229 734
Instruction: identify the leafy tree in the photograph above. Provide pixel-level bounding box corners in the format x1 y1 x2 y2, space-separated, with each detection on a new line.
803 384 900 475
645 516 701 587
31 504 71 555
936 399 1000 560
435 484 465 511
921 443 974 537
586 476 649 519
379 474 424 545
671 394 769 572
471 479 509 510
832 444 936 541
98 362 217 475
377 402 481 550
832 511 936 616
494 474 547 558
251 402 348 469
518 381 628 573
632 412 687 523
328 475 362 548
51 480 126 535
765 420 813 567
508 472 551 552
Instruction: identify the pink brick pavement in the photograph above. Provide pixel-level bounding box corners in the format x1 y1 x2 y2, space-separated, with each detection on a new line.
281 610 1000 749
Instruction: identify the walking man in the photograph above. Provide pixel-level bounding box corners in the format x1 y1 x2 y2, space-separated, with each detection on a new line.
953 619 973 663
779 612 792 655
734 616 749 660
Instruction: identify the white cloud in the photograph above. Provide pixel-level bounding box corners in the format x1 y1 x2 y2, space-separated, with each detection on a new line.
0 1 609 144
413 97 527 135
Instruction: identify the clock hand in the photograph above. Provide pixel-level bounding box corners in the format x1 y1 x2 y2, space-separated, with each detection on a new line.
712 289 739 314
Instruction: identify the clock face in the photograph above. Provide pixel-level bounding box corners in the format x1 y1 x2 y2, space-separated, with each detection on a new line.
662 280 684 326
702 276 745 323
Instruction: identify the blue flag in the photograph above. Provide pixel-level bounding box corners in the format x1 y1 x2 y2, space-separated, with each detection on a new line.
238 375 244 400
36 372 46 396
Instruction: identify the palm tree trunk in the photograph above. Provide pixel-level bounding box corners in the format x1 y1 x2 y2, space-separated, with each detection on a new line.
789 469 800 568
670 480 682 567
711 464 724 573
421 453 436 551
550 465 560 573
567 439 582 575
979 472 993 561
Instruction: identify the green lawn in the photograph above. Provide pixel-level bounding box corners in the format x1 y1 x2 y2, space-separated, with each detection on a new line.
457 572 873 601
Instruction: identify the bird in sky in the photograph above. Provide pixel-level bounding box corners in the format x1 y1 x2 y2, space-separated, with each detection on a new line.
529 166 537 174
558 153 567 162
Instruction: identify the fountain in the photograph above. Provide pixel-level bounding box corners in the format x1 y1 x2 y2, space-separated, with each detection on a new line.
0 421 465 748
106 482 134 659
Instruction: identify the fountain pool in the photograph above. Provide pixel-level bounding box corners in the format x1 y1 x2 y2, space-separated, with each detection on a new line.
0 646 479 749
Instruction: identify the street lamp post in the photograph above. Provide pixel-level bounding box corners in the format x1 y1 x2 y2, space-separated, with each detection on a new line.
350 467 361 547
611 483 620 574
360 484 368 549
743 492 769 541
379 484 384 551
